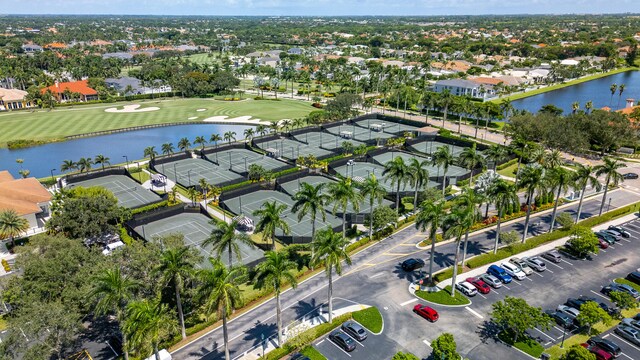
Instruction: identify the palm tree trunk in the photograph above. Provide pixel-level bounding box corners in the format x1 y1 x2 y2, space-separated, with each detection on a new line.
458 114 462 134
395 183 401 215
441 168 448 196
428 231 437 286
461 230 470 267
369 198 374 239
229 242 233 268
176 283 186 339
413 187 419 212
548 186 562 232
222 310 230 360
450 237 462 297
494 207 503 254
327 269 333 323
276 292 283 346
599 179 610 216
342 205 347 239
575 183 587 224
522 192 533 243
485 202 490 218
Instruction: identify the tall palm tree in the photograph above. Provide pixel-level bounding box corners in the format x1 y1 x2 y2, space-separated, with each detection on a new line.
178 137 191 151
618 84 626 108
194 136 207 150
443 206 469 297
196 259 245 360
186 186 199 204
311 228 351 323
546 167 574 232
585 100 593 114
487 180 519 253
456 188 483 267
144 146 157 161
360 174 387 239
382 156 410 215
91 268 138 360
327 178 363 239
94 154 110 170
484 145 508 171
0 209 29 248
202 220 255 268
542 149 563 170
124 299 176 360
154 246 197 340
408 158 430 211
253 201 290 249
518 164 546 242
60 159 77 173
594 157 625 216
210 134 222 147
609 83 618 107
291 182 329 243
243 128 255 141
573 164 601 223
161 142 175 156
458 143 486 181
438 89 454 128
256 125 267 137
253 250 298 347
77 157 93 172
224 131 236 144
571 101 580 114
415 201 446 286
433 146 456 196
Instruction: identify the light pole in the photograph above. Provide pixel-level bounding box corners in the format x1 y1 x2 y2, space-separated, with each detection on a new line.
244 157 248 172
50 168 56 183
173 163 178 183
122 155 129 171
608 197 612 212
136 162 141 182
187 169 192 187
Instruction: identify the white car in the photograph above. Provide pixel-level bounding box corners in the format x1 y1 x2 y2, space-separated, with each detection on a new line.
501 262 526 280
557 305 580 320
102 241 125 255
509 257 533 276
455 281 478 297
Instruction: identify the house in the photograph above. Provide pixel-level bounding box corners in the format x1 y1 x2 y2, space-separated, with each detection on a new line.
0 171 51 230
102 52 134 60
0 88 34 110
288 48 303 55
21 44 43 54
105 77 172 96
41 80 98 102
257 57 280 68
433 79 496 100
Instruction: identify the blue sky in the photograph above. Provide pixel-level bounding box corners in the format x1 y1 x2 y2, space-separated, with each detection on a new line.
5 0 640 16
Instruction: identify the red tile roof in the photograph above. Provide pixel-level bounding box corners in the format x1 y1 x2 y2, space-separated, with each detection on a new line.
42 80 97 96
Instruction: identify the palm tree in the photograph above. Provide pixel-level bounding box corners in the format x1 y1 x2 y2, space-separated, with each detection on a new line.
253 201 290 249
210 134 222 147
327 178 363 239
196 259 245 360
161 142 175 156
94 154 110 170
194 136 207 150
487 180 519 253
408 158 430 211
433 146 455 196
60 159 77 173
243 128 255 141
609 83 618 106
438 89 454 128
443 206 469 297
415 201 446 286
144 146 158 161
456 188 483 267
542 149 563 170
91 268 138 360
360 174 387 239
0 209 29 248
484 145 508 171
186 186 199 204
154 246 197 340
618 84 626 108
202 220 255 268
178 137 191 151
518 164 546 242
256 125 267 137
77 157 93 172
292 182 329 243
124 299 176 360
224 131 236 144
594 157 625 216
382 156 410 215
571 101 580 114
585 101 593 114
546 167 574 232
573 164 601 223
253 250 298 347
311 228 351 323
458 143 486 181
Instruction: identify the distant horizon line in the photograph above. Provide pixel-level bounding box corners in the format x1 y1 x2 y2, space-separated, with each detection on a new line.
2 12 640 17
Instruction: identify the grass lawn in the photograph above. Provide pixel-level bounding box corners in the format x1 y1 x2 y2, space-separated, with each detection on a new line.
0 316 6 331
0 97 314 146
186 53 221 65
497 162 519 178
615 278 640 292
352 307 383 333
415 285 471 306
129 168 150 184
498 330 545 358
300 346 327 360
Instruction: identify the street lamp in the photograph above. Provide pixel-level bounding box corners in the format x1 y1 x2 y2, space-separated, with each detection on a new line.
50 168 56 183
136 162 141 182
122 155 129 171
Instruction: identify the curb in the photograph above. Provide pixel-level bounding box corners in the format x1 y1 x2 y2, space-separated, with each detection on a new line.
408 282 471 308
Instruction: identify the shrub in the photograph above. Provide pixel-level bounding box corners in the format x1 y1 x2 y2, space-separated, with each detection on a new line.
118 225 135 245
131 200 169 215
1 259 10 272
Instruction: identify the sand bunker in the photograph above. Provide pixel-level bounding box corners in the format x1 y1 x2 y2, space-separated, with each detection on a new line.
202 115 269 125
188 116 198 120
105 104 160 113
196 108 207 112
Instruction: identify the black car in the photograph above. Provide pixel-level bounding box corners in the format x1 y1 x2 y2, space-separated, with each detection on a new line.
401 258 425 272
627 271 640 286
290 354 311 360
602 283 640 299
587 337 622 358
546 309 574 328
573 296 620 317
341 321 367 341
329 330 356 352
623 172 639 180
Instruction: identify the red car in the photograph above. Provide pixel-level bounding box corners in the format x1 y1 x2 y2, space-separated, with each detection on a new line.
413 304 439 322
581 343 613 360
597 237 609 249
466 277 491 294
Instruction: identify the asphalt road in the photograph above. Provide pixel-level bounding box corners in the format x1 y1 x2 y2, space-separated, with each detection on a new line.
171 188 640 360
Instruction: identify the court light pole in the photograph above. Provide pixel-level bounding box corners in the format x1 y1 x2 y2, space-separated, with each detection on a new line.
228 152 232 170
187 169 192 187
122 155 129 171
136 162 141 182
50 168 56 183
173 163 178 183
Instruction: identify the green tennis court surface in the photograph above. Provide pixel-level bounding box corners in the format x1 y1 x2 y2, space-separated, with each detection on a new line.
211 148 289 173
353 119 421 134
257 138 333 159
292 131 365 151
158 158 242 187
134 212 264 267
332 162 440 193
326 123 395 143
407 140 468 157
67 174 162 209
223 190 342 238
371 151 469 178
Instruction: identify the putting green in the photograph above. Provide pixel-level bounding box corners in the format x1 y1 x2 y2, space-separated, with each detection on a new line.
0 98 314 146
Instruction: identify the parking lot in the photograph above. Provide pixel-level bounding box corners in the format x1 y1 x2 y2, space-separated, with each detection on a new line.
313 320 401 360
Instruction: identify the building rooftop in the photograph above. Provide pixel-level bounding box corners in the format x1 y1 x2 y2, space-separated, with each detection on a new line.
0 171 52 216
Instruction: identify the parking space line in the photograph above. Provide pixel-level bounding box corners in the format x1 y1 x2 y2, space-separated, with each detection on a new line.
328 339 353 357
608 245 616 249
622 238 632 243
533 272 544 278
465 307 484 319
610 333 637 349
620 352 634 360
548 262 564 270
370 272 384 279
423 339 431 347
492 289 500 295
600 249 606 253
478 293 487 299
343 333 365 347
316 340 325 346
400 298 418 306
561 259 574 266
546 268 554 273
502 284 511 290
525 276 534 282
512 280 522 286
553 326 567 333
589 290 610 300
534 328 556 341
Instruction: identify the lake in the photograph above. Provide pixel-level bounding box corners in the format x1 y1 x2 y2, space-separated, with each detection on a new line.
511 70 640 114
0 123 255 178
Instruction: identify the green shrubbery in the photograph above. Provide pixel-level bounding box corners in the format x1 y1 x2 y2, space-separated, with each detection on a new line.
131 200 169 215
7 139 48 149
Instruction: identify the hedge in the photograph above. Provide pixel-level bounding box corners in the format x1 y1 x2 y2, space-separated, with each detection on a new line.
131 200 169 215
496 158 518 171
118 225 135 246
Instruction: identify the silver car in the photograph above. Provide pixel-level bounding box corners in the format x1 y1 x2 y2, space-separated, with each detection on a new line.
602 229 622 241
479 273 503 289
509 257 533 276
557 305 580 320
523 256 546 272
616 325 640 346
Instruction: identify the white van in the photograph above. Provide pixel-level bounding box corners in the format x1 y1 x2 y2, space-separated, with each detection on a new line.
102 241 125 255
144 349 172 360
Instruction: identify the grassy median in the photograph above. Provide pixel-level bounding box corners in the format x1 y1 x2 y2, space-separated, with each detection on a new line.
415 285 471 306
352 306 383 333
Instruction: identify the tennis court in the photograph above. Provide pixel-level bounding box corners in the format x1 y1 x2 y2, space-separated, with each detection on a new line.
212 148 289 173
325 124 395 143
223 190 342 238
353 119 421 134
371 151 469 178
257 138 334 159
134 212 264 267
158 158 242 187
333 161 440 193
407 139 468 157
293 131 365 151
67 174 162 209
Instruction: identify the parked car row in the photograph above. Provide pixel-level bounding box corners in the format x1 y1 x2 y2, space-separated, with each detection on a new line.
326 321 369 353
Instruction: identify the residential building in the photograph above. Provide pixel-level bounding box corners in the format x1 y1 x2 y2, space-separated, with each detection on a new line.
41 80 98 102
0 88 34 111
0 171 51 230
21 44 43 53
433 79 496 100
105 77 172 96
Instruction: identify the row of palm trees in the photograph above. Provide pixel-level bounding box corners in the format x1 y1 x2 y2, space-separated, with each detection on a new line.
60 155 111 173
